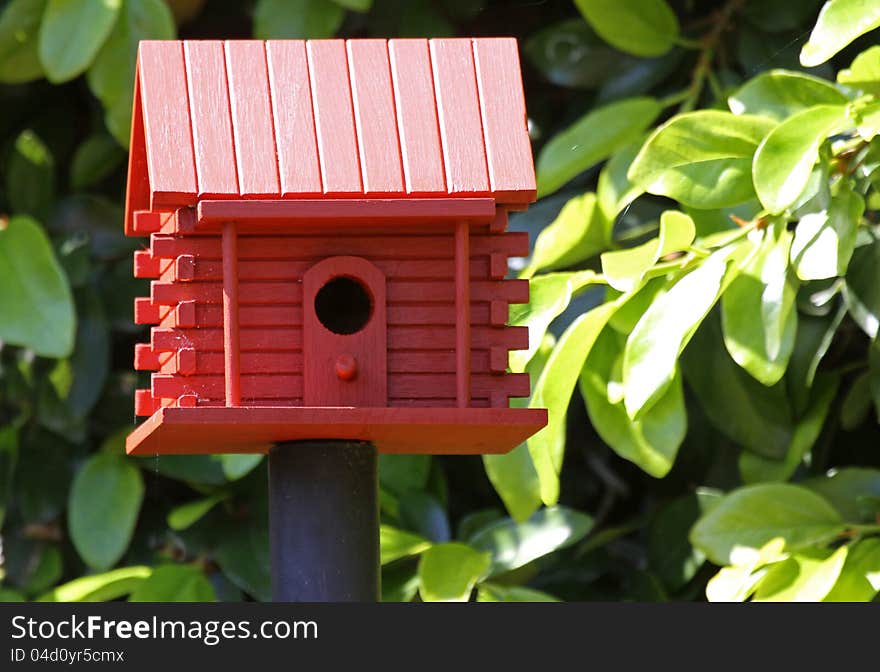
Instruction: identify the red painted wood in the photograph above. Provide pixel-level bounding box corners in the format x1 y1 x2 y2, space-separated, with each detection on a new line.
224 41 280 197
137 42 197 206
307 40 362 195
126 406 547 455
472 38 536 202
134 389 159 417
388 39 446 194
134 344 160 370
222 223 241 406
303 256 387 406
347 40 404 194
455 220 470 407
133 298 160 324
133 250 160 278
124 76 149 236
184 41 239 198
429 39 489 194
196 198 494 225
265 40 322 196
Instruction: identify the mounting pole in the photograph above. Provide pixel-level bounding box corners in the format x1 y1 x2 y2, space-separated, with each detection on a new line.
268 440 380 602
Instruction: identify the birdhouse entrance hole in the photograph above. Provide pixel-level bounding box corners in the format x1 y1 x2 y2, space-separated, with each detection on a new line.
314 276 373 336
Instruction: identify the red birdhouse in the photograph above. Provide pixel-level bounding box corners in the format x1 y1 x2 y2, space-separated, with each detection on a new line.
124 38 547 456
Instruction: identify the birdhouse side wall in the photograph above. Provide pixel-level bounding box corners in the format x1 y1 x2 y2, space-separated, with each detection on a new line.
134 226 530 414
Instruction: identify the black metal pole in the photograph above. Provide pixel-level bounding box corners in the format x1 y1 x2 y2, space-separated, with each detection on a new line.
268 440 379 602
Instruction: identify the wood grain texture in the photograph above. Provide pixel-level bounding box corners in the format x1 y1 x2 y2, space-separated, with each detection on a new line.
222 223 241 406
184 41 239 198
388 39 446 194
472 38 536 202
224 40 280 197
347 40 404 194
127 406 547 455
266 40 322 196
137 41 197 206
307 40 362 195
429 39 489 194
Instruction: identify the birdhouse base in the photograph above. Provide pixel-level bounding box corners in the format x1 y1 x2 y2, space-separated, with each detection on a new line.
126 406 548 456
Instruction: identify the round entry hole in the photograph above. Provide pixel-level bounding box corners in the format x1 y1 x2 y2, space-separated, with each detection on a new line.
314 276 373 335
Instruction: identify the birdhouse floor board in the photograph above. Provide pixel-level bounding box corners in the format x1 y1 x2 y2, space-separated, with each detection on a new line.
125 406 548 455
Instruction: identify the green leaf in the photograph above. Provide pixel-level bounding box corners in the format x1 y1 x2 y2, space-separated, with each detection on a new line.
381 564 419 602
70 134 126 189
6 129 54 219
536 96 661 197
380 525 431 565
38 566 151 602
838 45 880 93
722 226 798 385
0 0 47 83
753 105 848 214
728 70 848 121
87 0 175 146
791 181 863 281
805 468 880 522
379 454 430 496
418 543 490 602
129 564 216 602
331 0 371 11
824 538 880 601
574 0 679 58
215 522 270 602
219 453 263 480
253 0 345 39
597 140 644 222
800 0 880 67
528 300 621 505
843 237 880 338
468 506 593 576
0 426 18 529
477 583 560 602
600 209 695 292
705 538 787 602
38 0 122 83
509 270 601 372
623 245 734 419
0 588 25 602
754 546 848 601
690 483 845 565
580 329 685 477
628 111 775 208
167 495 224 531
524 18 618 90
526 194 610 275
69 453 144 570
0 216 76 358
648 495 706 591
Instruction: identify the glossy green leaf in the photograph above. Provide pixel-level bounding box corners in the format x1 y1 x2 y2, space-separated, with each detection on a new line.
380 525 431 565
215 521 270 602
580 329 685 477
331 0 371 11
524 18 617 89
824 538 880 601
167 495 224 531
728 70 848 121
753 105 848 214
528 300 621 505
0 216 76 358
526 193 610 275
87 0 176 146
38 0 122 83
791 181 863 280
477 583 560 602
379 454 431 496
536 96 661 197
0 0 47 83
805 468 880 522
597 140 644 222
648 495 705 591
628 111 775 208
705 538 787 602
69 453 144 570
38 566 151 602
468 506 593 576
837 45 880 93
219 454 263 480
843 237 880 338
418 543 490 602
574 0 678 57
623 246 734 419
129 564 216 602
253 0 345 39
6 129 54 219
690 483 844 565
800 0 880 67
754 546 848 601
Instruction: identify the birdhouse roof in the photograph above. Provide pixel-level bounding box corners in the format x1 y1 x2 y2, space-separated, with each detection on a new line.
124 38 536 235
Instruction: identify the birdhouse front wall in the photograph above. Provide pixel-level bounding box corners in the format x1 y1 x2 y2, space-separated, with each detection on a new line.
133 211 530 415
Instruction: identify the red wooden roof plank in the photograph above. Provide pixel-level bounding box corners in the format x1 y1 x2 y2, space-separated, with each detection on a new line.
472 38 536 202
306 40 363 195
138 41 197 206
428 39 490 195
184 41 239 198
266 40 323 196
388 39 446 195
224 40 281 197
347 39 405 194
